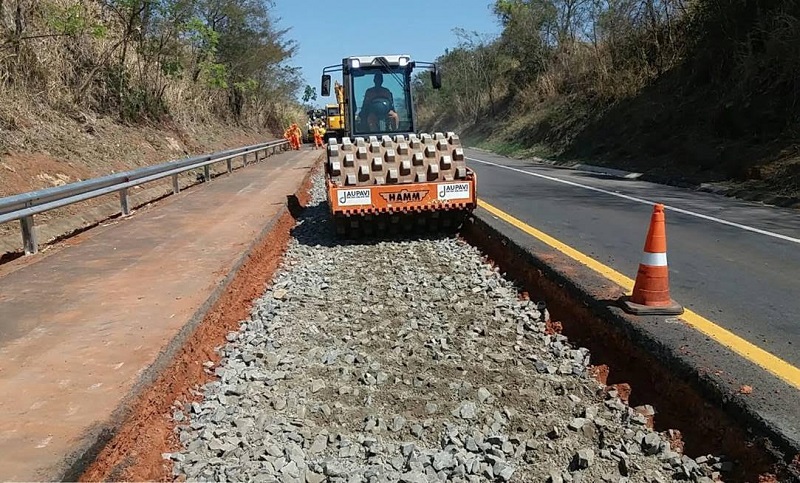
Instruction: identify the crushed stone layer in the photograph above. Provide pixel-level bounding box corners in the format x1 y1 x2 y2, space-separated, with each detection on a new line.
167 173 732 482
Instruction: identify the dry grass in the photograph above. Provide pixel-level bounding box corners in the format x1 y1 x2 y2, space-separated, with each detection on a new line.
422 0 800 204
0 0 300 137
0 0 310 254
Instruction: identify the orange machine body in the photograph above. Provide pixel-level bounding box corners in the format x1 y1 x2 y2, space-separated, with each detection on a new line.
326 169 477 217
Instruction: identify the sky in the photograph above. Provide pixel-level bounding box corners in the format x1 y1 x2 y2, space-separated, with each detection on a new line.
270 0 503 105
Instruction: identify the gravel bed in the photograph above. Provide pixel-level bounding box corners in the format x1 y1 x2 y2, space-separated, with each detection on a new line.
167 172 730 482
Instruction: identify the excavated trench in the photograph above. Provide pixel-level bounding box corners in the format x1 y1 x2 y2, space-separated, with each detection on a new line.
78 164 794 483
461 216 796 483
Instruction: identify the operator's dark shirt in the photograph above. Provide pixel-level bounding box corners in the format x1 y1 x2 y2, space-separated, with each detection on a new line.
361 86 394 111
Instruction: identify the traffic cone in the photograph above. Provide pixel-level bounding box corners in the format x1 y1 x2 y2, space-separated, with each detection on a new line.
620 203 684 316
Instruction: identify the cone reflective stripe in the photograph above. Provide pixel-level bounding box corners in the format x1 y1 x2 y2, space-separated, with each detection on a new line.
621 204 684 315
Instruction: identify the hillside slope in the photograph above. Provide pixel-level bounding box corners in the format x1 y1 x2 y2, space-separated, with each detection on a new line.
415 0 800 207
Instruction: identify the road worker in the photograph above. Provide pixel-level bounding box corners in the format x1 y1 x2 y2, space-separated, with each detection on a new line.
290 123 302 150
312 122 324 149
318 122 327 145
284 126 293 146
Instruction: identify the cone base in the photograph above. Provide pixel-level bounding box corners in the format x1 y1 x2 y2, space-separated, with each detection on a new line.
620 296 684 316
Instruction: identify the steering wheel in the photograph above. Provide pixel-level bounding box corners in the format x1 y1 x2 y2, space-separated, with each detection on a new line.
367 97 392 117
360 97 395 131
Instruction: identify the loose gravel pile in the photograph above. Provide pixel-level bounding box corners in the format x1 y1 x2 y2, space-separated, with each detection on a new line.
167 172 731 482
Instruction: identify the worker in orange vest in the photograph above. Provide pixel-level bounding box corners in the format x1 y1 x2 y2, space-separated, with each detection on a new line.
284 126 293 148
290 123 302 150
285 124 295 149
312 122 324 149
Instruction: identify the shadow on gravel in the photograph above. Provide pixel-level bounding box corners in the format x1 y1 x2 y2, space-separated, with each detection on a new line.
288 199 460 249
286 194 304 219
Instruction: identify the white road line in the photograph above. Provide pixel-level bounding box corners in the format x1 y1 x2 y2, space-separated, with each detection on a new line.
467 156 800 245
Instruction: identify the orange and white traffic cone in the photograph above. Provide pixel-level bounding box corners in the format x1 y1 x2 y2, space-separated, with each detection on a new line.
620 203 684 315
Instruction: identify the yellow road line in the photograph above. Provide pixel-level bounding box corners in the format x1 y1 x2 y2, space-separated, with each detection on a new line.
478 198 800 391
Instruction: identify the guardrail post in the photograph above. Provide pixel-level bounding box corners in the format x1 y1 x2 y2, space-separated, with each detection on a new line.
172 174 180 194
20 216 37 255
203 165 210 182
119 188 130 216
243 153 249 167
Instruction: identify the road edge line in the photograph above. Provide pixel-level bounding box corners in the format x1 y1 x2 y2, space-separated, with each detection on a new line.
478 198 800 391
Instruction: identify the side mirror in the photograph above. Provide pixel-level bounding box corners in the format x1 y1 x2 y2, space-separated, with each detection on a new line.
321 74 331 96
431 67 442 89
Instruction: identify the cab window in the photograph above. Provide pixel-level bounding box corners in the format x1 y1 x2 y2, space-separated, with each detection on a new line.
350 67 412 135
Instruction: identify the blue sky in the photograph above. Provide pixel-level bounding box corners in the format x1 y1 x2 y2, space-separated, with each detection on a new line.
270 0 502 104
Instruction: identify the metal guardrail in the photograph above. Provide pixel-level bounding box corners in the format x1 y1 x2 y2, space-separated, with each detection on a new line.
0 139 291 255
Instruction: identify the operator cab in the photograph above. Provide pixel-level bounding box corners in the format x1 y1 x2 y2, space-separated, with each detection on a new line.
321 55 441 139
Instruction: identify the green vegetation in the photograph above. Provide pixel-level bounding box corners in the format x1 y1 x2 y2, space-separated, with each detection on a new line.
302 85 317 104
415 0 800 200
0 0 303 130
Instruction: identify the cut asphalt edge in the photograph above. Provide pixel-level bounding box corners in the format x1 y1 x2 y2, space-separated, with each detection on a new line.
477 198 800 388
467 199 800 476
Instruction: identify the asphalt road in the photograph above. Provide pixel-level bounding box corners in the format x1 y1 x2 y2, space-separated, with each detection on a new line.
465 148 800 368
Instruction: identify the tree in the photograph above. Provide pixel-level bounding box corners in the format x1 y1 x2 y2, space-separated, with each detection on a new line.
302 84 316 103
493 0 556 87
0 0 304 130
